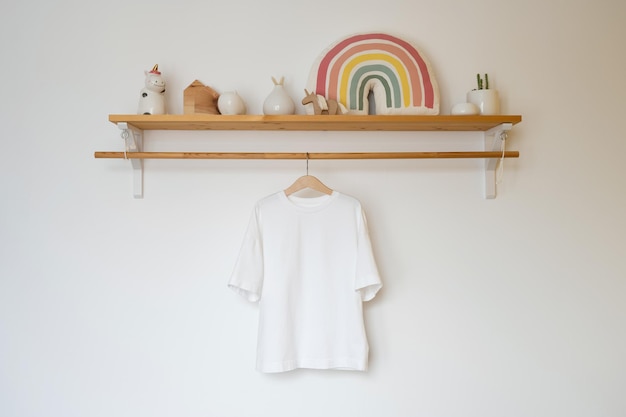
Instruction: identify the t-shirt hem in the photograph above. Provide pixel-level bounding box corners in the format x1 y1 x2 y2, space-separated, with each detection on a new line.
257 357 368 373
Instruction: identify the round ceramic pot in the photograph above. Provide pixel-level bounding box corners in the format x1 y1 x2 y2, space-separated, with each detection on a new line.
218 91 246 115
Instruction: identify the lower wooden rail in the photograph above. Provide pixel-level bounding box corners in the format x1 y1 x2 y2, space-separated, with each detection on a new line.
94 151 519 160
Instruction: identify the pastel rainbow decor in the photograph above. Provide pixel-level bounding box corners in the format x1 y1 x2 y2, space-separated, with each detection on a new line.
306 33 439 115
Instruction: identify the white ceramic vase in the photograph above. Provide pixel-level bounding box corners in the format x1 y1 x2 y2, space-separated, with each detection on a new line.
467 89 500 115
263 77 295 115
218 91 246 115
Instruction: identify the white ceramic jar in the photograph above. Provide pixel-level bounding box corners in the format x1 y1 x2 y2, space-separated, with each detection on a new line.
218 91 246 115
451 102 480 115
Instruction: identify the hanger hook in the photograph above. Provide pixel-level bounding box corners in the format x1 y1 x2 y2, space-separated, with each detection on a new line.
306 152 309 175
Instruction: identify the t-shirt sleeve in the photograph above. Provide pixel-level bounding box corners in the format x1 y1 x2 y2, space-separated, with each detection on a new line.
355 207 382 301
228 207 264 302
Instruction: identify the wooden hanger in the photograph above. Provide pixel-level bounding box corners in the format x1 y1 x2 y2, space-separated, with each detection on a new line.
284 175 333 196
284 153 333 196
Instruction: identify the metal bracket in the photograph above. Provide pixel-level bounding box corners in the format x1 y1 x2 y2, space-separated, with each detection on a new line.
117 122 144 198
484 123 512 199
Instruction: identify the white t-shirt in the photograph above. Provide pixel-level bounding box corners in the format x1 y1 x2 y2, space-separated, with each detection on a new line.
228 191 382 373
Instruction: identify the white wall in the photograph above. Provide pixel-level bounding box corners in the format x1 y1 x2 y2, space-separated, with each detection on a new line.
1 0 625 416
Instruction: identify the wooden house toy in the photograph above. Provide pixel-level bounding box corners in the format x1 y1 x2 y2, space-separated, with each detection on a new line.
183 80 220 114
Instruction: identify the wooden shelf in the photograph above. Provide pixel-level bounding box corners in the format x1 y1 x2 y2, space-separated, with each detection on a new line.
100 114 522 199
108 114 522 132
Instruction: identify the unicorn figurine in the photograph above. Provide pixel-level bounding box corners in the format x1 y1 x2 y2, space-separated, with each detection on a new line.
138 64 166 115
301 89 347 115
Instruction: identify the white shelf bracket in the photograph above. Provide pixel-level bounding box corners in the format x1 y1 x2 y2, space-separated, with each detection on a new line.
484 123 512 199
117 122 144 199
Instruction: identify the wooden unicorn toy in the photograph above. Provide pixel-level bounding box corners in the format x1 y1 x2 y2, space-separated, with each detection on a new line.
138 64 166 115
302 89 347 115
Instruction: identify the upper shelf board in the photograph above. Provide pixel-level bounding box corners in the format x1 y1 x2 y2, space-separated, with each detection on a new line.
108 114 522 132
